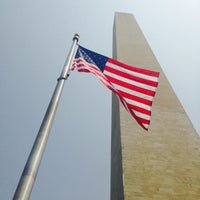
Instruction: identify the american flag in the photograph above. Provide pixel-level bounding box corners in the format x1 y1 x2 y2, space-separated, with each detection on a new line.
72 45 159 130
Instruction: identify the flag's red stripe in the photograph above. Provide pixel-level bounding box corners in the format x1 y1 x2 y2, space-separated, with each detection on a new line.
105 66 159 87
128 104 151 115
120 102 149 129
117 90 153 106
137 117 150 125
127 108 150 129
77 69 90 72
106 75 156 97
108 58 160 77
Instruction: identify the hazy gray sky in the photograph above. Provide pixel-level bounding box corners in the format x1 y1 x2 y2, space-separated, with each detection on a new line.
1 0 200 199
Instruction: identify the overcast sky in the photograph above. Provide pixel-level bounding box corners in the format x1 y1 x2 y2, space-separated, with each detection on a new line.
1 0 200 199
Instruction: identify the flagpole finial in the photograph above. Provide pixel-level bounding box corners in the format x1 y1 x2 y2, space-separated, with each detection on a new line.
73 33 80 41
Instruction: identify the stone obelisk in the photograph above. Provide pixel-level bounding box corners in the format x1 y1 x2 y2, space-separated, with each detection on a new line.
111 12 200 200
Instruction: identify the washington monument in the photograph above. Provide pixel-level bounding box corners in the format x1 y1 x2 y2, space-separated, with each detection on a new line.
111 12 200 200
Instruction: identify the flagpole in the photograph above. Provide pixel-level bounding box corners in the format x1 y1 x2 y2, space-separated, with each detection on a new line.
13 34 79 200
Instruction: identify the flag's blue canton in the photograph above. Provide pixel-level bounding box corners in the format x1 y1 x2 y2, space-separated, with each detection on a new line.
75 45 108 72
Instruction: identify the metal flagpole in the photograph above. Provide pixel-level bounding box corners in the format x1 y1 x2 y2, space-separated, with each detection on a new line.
13 34 79 200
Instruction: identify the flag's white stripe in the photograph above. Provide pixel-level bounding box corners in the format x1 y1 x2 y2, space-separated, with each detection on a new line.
134 110 151 120
143 123 149 129
75 59 97 70
125 98 151 111
107 62 158 82
112 83 154 101
75 60 117 92
104 70 157 92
